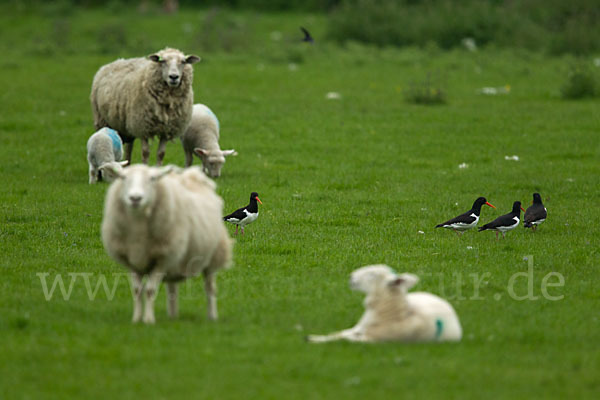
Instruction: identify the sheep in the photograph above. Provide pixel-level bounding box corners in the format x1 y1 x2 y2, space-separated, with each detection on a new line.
181 104 237 178
90 47 200 166
307 265 462 343
87 127 129 184
100 164 232 324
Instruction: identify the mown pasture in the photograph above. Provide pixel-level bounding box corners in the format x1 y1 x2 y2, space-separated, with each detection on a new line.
0 5 598 399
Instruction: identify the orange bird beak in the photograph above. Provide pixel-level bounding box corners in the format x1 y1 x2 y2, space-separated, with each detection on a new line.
520 206 526 212
485 202 496 209
256 196 263 205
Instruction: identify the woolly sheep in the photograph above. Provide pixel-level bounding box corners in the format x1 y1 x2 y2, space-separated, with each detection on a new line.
307 265 462 343
87 127 129 184
100 164 232 324
181 104 236 178
90 47 200 166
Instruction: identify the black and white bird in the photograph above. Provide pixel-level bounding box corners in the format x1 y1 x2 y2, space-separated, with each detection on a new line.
300 26 314 43
435 197 496 235
223 192 262 235
523 193 547 231
478 201 526 240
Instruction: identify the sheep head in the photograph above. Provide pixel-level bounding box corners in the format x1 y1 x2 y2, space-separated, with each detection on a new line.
103 164 174 214
350 264 419 294
194 148 237 178
98 160 129 182
148 48 200 89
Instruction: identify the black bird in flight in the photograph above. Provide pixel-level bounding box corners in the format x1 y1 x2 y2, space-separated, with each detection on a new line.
300 27 314 43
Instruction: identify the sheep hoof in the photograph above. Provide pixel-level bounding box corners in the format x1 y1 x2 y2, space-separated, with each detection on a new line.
143 314 156 325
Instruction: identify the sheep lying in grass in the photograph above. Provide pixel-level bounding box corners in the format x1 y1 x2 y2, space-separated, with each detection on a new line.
181 104 237 178
86 127 128 184
91 48 200 165
100 164 232 324
307 265 462 343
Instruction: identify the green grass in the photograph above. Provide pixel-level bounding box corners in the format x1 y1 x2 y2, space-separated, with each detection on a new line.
1 6 599 400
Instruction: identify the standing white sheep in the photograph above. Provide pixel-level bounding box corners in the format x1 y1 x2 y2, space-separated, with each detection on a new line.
307 265 462 343
87 127 128 184
100 164 232 324
181 104 237 178
90 47 200 166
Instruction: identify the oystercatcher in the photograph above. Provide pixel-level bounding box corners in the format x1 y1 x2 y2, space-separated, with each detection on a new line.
524 193 547 232
478 201 526 240
300 27 314 43
435 197 496 236
224 192 262 235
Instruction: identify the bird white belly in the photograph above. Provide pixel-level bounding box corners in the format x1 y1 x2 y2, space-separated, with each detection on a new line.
497 217 519 232
240 210 258 226
447 214 478 231
532 218 545 225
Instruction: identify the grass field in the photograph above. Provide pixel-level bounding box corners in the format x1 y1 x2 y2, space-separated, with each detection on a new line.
1 5 599 399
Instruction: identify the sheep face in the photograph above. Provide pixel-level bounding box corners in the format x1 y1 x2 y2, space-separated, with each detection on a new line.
104 164 174 213
148 48 200 88
194 148 237 178
99 161 129 183
350 265 396 293
350 265 419 294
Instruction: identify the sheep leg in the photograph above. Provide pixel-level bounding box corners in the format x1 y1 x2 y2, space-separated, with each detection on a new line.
203 269 218 320
184 150 193 168
307 327 368 343
141 138 151 165
156 138 168 166
124 141 134 164
167 282 178 318
130 272 144 323
143 269 165 324
88 165 98 184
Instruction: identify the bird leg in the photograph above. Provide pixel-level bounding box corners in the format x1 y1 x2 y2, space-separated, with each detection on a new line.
533 225 537 232
234 225 238 235
495 231 499 241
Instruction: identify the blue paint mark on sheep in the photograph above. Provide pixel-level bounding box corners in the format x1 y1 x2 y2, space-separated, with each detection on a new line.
104 128 122 151
435 319 444 340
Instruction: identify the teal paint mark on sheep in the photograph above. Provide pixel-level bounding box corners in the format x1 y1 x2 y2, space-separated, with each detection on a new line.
105 128 122 152
435 319 444 340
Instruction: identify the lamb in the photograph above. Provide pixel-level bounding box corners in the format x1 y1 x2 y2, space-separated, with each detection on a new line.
307 265 462 343
100 164 232 324
87 127 129 184
90 47 200 166
181 104 237 178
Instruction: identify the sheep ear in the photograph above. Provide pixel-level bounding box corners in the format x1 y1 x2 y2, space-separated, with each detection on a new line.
148 54 162 63
388 273 419 290
194 148 208 157
222 149 237 157
150 165 174 181
99 163 125 180
185 55 201 64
